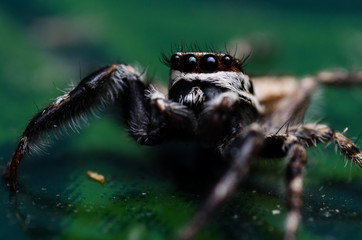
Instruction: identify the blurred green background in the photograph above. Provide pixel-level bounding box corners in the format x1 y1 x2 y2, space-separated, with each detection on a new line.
1 0 362 240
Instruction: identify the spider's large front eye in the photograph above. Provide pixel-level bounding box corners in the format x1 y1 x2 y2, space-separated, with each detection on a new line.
181 54 197 72
170 54 180 67
199 54 218 73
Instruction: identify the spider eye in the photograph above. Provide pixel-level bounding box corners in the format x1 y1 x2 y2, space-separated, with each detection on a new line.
181 54 197 72
199 54 218 73
221 55 233 66
170 54 180 67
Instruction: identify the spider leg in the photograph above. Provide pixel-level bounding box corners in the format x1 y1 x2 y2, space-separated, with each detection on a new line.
258 76 318 133
176 123 264 240
316 70 362 85
254 71 362 134
123 75 196 145
289 124 362 167
145 86 196 141
197 92 259 147
3 64 148 189
261 123 362 240
261 134 307 240
283 136 307 240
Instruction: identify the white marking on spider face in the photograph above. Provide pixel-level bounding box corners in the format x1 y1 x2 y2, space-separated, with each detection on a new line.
169 70 249 92
169 70 264 113
180 86 205 106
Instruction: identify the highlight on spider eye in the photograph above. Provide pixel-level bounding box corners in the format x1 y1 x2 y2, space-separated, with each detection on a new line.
181 54 198 72
199 54 218 73
170 53 181 67
221 54 233 66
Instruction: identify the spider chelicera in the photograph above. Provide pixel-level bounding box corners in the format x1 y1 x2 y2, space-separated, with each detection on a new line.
3 51 362 240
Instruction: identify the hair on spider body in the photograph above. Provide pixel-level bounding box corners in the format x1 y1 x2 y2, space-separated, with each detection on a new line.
3 49 362 240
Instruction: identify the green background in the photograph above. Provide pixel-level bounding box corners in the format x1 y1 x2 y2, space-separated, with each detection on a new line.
1 1 362 239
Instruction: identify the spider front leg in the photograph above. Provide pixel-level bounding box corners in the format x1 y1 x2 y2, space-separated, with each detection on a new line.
177 123 264 240
283 136 307 240
197 92 259 147
145 86 196 140
3 64 149 190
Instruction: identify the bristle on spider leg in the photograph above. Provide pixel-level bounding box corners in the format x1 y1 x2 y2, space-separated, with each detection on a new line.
28 142 47 156
343 156 349 168
333 132 362 167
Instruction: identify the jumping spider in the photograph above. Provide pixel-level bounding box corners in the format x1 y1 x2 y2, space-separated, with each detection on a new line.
3 50 362 240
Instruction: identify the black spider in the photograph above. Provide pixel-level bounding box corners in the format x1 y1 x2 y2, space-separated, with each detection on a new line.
3 51 362 240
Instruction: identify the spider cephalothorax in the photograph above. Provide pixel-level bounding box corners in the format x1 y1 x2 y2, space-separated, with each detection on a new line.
162 52 261 147
3 50 362 240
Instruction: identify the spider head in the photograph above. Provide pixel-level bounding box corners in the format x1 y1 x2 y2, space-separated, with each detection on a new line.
167 52 260 113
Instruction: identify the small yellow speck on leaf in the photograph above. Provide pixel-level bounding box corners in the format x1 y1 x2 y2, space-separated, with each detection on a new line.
87 171 105 184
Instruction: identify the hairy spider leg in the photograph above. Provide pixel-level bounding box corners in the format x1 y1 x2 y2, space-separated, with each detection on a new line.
254 70 362 135
177 124 264 240
143 86 196 144
316 70 362 85
283 136 307 240
261 124 362 240
289 124 362 167
264 77 318 134
256 71 362 240
196 91 259 147
283 124 362 240
3 64 144 189
3 62 202 190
